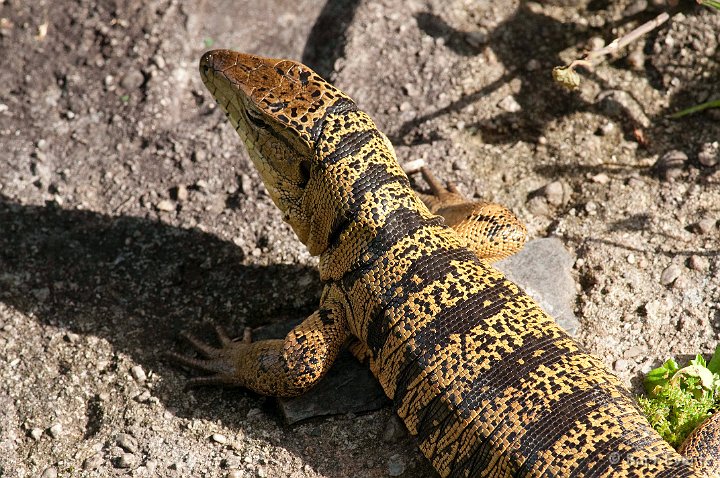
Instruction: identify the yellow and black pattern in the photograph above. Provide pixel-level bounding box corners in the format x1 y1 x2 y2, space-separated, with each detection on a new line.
170 50 707 477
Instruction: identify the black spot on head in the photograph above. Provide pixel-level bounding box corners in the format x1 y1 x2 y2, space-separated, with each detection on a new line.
275 66 285 76
299 70 311 86
311 90 321 98
277 114 289 123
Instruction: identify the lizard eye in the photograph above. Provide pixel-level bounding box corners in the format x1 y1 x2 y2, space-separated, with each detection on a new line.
246 109 270 130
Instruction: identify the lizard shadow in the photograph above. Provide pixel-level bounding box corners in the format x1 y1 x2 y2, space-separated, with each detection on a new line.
0 195 322 420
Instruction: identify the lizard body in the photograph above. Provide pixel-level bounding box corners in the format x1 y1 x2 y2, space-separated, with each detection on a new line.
170 50 710 477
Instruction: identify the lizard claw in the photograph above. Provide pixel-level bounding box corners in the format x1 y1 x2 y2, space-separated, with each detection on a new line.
166 326 251 388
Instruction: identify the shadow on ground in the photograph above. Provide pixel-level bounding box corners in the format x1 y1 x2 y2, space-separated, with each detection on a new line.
0 194 321 407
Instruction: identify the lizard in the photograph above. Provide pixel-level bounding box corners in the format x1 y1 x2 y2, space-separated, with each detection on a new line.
168 49 717 477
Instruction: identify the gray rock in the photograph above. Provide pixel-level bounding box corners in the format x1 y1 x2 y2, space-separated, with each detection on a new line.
660 264 682 285
698 142 719 167
543 181 565 207
497 95 522 113
387 454 406 477
83 453 104 470
654 150 687 181
596 90 650 128
120 69 145 90
382 415 407 443
255 321 387 424
496 238 580 336
116 433 138 453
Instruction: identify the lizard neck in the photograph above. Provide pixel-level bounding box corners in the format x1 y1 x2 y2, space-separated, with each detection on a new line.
309 109 436 281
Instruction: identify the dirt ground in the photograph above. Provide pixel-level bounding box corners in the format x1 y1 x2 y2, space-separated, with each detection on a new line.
1 0 718 477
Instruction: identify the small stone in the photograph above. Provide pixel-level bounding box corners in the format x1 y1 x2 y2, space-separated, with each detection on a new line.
527 196 550 217
155 199 175 212
130 365 146 382
41 467 58 478
401 83 419 97
239 174 253 194
37 138 48 150
382 415 406 443
613 359 629 372
228 471 243 478
48 423 62 438
257 467 267 478
117 452 137 469
587 36 605 50
399 101 411 112
116 433 139 453
65 110 75 120
599 122 615 136
698 142 719 167
543 181 565 207
387 454 406 477
195 179 209 190
627 254 636 265
152 54 166 69
451 160 466 171
32 287 50 302
211 433 228 444
498 95 522 113
30 428 43 440
627 50 645 71
584 201 597 214
660 264 682 286
596 90 650 127
526 59 540 71
694 218 716 235
246 408 263 420
654 150 687 181
120 69 145 90
175 184 189 201
590 173 609 184
688 255 709 272
623 346 646 359
83 453 104 470
464 30 488 48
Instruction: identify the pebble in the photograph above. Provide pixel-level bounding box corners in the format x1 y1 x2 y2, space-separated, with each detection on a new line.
596 90 650 127
627 49 645 71
698 142 719 167
116 433 139 453
176 184 189 201
660 264 682 285
239 174 253 194
464 29 488 48
498 95 522 113
613 358 629 372
382 415 406 443
694 218 716 235
131 365 146 382
120 69 145 90
212 433 228 444
688 255 709 272
654 150 687 181
451 160 466 171
623 345 646 359
83 452 104 470
156 199 175 212
48 423 62 438
627 254 636 265
387 454 406 477
30 427 43 440
543 181 565 207
590 173 609 184
526 59 540 71
257 467 267 477
401 83 419 97
117 452 137 469
40 467 57 478
599 122 615 136
227 471 243 478
584 201 598 214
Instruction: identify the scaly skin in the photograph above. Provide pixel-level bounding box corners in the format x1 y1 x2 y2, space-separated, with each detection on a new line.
169 50 706 477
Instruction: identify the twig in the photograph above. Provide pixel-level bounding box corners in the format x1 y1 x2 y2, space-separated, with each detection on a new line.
670 99 720 119
553 11 670 90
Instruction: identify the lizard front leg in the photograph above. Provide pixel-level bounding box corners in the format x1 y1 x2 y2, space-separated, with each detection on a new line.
168 288 349 398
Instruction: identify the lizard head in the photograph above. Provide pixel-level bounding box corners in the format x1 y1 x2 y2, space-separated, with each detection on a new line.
199 49 354 251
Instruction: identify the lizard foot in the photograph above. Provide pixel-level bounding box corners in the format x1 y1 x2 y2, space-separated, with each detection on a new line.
166 325 252 389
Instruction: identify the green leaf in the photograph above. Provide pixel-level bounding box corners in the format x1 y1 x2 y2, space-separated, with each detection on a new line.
203 37 215 48
706 344 720 375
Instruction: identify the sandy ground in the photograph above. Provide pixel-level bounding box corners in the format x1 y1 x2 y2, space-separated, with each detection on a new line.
0 0 718 476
